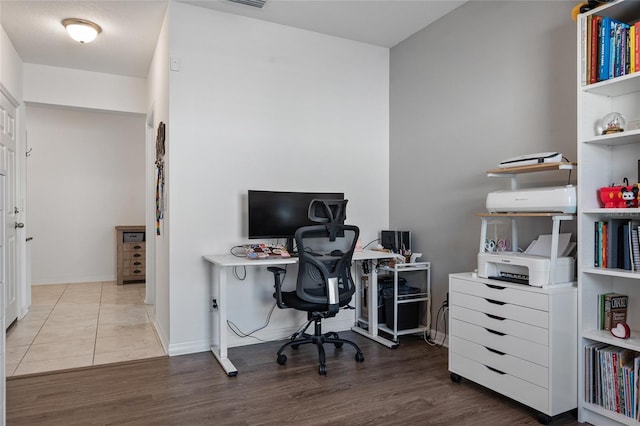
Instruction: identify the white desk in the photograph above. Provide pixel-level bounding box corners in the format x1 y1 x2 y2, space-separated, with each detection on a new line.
203 249 396 376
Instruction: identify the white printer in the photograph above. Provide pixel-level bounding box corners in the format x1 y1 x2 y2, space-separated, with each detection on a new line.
477 252 575 287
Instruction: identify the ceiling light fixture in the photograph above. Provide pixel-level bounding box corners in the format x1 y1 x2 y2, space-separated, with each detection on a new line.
62 18 102 44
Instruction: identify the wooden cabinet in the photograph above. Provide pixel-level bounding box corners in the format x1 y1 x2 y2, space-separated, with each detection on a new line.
116 226 145 285
448 273 577 424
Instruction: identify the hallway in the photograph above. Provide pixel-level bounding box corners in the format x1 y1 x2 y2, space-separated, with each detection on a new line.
6 282 165 376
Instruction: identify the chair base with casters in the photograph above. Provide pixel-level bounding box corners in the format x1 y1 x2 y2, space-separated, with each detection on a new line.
276 311 365 375
269 266 365 375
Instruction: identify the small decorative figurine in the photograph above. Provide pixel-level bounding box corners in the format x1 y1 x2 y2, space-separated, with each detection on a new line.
600 112 626 135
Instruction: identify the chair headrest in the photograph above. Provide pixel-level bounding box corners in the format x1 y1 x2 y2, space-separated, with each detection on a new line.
308 199 347 225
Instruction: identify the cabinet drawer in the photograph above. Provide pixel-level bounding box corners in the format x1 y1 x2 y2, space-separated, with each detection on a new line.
451 291 548 329
451 278 548 311
452 304 548 346
123 242 145 253
122 267 145 277
122 259 144 269
450 335 548 388
450 351 549 414
452 318 548 367
123 251 145 262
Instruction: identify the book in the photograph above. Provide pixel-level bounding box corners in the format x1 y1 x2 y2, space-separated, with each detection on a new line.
591 15 601 83
635 22 640 73
604 293 628 331
633 227 640 270
600 16 611 81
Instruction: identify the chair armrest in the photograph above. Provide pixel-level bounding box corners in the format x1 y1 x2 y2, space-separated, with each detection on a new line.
267 267 288 309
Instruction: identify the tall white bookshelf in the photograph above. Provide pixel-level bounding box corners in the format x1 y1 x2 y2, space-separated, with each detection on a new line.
578 1 640 424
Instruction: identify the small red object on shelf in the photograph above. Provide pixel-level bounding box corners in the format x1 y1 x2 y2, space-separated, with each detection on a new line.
610 322 631 339
599 178 639 208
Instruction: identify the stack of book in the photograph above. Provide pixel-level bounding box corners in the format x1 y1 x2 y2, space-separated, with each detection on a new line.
599 292 629 331
584 344 639 419
594 220 640 271
581 14 640 85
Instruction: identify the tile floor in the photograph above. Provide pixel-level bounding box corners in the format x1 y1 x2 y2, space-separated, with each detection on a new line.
6 281 166 376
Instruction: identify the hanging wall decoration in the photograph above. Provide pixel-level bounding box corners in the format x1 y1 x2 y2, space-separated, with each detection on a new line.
155 122 166 235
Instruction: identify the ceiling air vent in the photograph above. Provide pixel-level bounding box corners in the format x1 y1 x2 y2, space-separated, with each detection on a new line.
228 0 266 8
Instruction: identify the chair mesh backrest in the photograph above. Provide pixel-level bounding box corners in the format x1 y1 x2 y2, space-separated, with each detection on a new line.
294 224 359 308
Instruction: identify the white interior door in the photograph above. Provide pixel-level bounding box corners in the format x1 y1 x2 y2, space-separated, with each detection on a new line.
0 92 18 329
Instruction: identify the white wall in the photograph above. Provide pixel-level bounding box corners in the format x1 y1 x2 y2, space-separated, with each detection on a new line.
26 105 145 284
1 26 23 102
146 5 170 350
23 64 147 115
166 3 390 353
389 1 577 312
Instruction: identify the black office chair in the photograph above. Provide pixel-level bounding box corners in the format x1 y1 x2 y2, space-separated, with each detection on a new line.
268 199 364 375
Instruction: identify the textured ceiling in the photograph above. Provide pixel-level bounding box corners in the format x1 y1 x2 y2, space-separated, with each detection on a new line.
1 0 465 78
1 1 168 78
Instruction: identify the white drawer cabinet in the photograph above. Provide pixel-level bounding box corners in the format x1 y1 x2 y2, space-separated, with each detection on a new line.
448 273 577 424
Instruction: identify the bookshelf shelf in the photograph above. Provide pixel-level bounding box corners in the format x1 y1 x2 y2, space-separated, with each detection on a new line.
485 161 576 176
578 1 640 423
584 266 640 280
583 329 640 352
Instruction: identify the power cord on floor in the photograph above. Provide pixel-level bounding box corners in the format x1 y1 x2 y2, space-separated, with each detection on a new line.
227 302 277 342
424 298 448 347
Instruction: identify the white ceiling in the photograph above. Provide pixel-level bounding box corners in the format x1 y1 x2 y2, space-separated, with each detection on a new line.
0 0 465 78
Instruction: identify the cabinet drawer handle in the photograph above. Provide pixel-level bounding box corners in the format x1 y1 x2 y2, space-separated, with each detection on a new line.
485 328 506 336
133 245 142 250
133 270 141 274
485 298 505 305
133 253 142 258
485 284 506 290
485 313 506 321
485 347 506 356
486 365 506 375
133 262 141 266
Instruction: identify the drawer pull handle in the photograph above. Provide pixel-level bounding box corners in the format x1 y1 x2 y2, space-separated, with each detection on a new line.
485 347 506 356
485 313 505 321
485 284 506 290
485 328 506 336
133 262 141 266
133 270 141 274
485 298 505 305
133 245 142 250
133 253 142 258
486 365 506 375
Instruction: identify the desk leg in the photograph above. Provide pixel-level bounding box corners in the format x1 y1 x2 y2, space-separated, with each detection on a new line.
351 259 398 349
210 264 238 376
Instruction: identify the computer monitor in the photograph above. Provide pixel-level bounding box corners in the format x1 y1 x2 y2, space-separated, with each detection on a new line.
248 190 345 253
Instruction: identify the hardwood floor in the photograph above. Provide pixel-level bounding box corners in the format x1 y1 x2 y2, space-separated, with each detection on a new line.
7 332 582 425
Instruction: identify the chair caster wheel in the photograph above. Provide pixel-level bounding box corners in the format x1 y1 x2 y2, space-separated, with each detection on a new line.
334 342 343 348
277 354 287 365
319 364 327 375
291 344 299 350
355 352 365 362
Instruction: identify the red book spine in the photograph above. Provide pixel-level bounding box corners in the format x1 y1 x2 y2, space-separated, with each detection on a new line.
591 16 601 83
635 21 640 73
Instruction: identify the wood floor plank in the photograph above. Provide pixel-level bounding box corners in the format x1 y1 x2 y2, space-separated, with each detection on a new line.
7 332 581 425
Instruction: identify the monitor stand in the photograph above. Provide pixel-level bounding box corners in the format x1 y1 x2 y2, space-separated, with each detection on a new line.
285 236 296 256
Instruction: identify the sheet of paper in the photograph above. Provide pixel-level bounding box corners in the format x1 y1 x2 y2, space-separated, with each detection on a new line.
525 233 572 257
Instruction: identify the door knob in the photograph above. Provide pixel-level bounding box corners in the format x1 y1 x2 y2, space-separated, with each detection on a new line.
14 222 24 229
